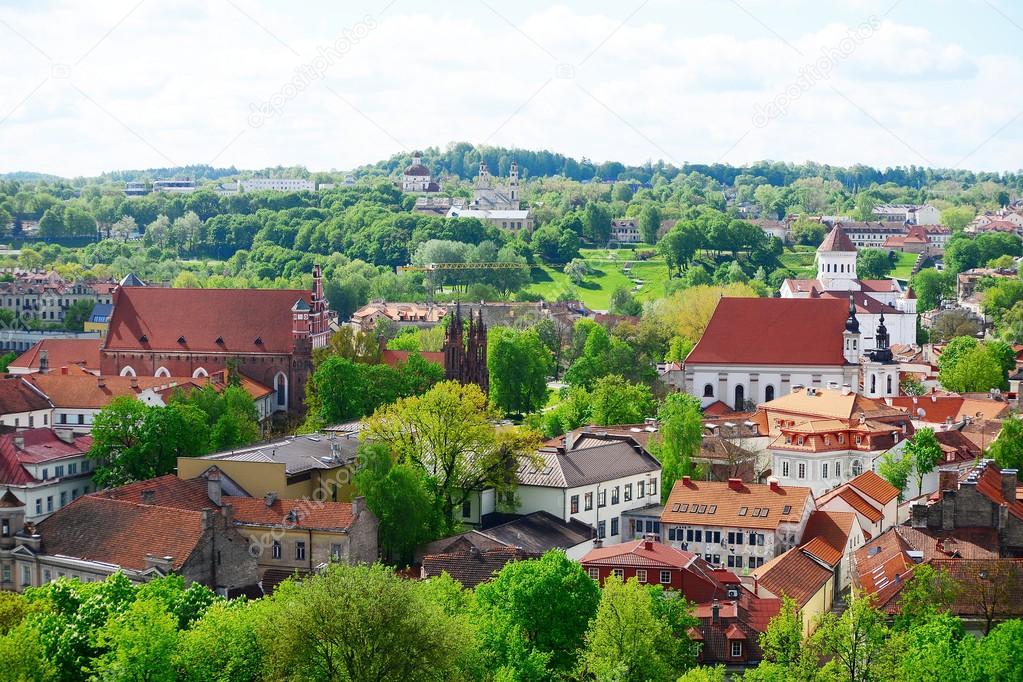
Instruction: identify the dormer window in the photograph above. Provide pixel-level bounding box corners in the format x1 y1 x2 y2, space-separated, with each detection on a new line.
177 336 186 344
254 336 263 345
215 336 224 345
139 334 148 343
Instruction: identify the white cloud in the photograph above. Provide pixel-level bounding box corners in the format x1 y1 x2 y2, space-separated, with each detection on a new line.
0 0 1020 175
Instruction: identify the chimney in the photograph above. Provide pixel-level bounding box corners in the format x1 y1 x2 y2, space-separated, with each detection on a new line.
264 491 278 507
12 436 24 450
565 430 575 451
60 366 68 375
841 383 852 396
753 575 759 597
711 599 720 624
1000 468 1018 506
97 375 106 389
910 503 928 528
352 495 366 518
129 376 138 390
938 470 958 497
768 477 780 492
38 350 48 374
206 468 222 506
140 489 155 504
644 533 655 551
682 475 691 486
592 537 603 549
727 478 743 492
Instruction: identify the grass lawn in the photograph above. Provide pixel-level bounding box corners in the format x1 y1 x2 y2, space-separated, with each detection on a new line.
889 251 918 280
779 249 817 279
526 251 672 310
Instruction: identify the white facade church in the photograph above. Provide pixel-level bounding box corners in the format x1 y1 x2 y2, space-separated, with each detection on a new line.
779 226 917 349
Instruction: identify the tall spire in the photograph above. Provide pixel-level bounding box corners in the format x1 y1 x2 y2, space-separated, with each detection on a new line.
845 296 859 333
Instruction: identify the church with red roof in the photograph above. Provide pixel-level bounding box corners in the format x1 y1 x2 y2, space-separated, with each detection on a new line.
99 265 334 412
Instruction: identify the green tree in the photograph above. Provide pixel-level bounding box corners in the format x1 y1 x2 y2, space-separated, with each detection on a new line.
652 393 702 504
639 204 662 244
175 600 267 682
877 451 914 501
894 563 958 631
609 286 642 316
899 375 926 396
0 620 57 681
941 206 974 232
759 596 804 666
364 381 540 533
311 355 370 424
987 414 1023 477
564 258 590 285
353 443 439 565
92 598 179 682
581 577 686 682
262 563 473 682
664 335 694 363
488 327 553 416
970 619 1023 681
62 299 95 332
905 428 942 498
588 374 653 426
474 551 600 678
810 597 899 682
856 248 893 279
938 337 1006 393
911 268 952 312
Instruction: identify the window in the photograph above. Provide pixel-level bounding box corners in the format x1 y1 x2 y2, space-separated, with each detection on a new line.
46 496 53 513
748 532 757 545
731 641 743 658
598 521 606 538
855 435 863 445
35 499 41 515
1 519 8 537
660 570 672 584
765 385 775 401
694 530 703 542
703 383 714 397
649 478 657 497
82 460 90 473
798 462 806 479
611 487 620 505
822 463 829 479
636 569 647 583
611 517 619 537
41 468 48 480
43 569 51 583
738 506 748 516
668 528 677 541
21 565 30 586
637 481 645 498
60 414 67 424
736 533 743 545
734 385 745 409
77 414 84 425
599 490 607 507
757 534 765 546
584 492 593 511
59 492 67 508
686 529 694 542
1 565 9 584
782 461 789 477
835 461 841 478
710 530 721 543
838 434 844 444
68 462 77 475
272 541 282 559
570 495 579 514
852 460 863 476
28 416 33 428
713 554 721 564
587 567 599 580
624 484 633 502
295 542 306 560
462 500 472 518
612 568 624 579
727 555 735 567
728 531 735 544
735 555 743 568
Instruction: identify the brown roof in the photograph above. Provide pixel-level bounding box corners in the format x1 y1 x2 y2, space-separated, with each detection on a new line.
98 475 216 510
226 496 355 531
10 339 102 373
800 510 857 567
661 477 813 530
0 377 51 413
26 371 271 409
421 547 537 588
817 486 883 523
818 226 857 252
104 286 312 354
582 539 710 570
848 470 900 505
751 547 833 607
686 298 849 366
37 496 207 571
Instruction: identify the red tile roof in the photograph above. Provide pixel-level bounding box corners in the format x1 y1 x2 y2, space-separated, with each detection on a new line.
582 539 699 569
379 350 446 368
800 510 857 567
0 429 92 486
819 226 857 252
848 470 900 505
817 486 883 523
104 286 312 354
98 475 215 510
750 547 833 607
37 496 207 570
26 371 271 409
686 298 849 366
662 477 814 531
9 339 102 373
421 547 536 588
226 496 355 531
0 378 51 414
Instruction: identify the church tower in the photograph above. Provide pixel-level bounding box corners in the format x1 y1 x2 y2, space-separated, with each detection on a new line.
863 314 898 398
509 160 519 204
842 296 861 365
817 226 858 291
477 161 491 189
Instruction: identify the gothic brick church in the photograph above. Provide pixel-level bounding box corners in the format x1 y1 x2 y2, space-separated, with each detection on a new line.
443 304 489 394
100 266 333 412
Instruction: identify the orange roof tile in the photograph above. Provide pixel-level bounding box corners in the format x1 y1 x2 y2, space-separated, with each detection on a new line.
817 486 883 523
800 510 857 567
661 478 813 530
848 470 900 505
10 339 101 373
751 547 833 607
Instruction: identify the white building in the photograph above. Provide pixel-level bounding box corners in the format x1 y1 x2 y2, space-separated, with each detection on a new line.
872 204 941 226
660 476 816 572
401 152 439 193
0 429 95 522
241 178 316 193
816 470 901 539
779 226 917 349
611 218 641 243
463 433 661 545
471 161 520 210
151 178 196 193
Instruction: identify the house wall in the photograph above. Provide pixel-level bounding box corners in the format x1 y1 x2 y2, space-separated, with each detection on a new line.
180 512 258 591
685 365 859 410
800 578 834 634
0 408 52 430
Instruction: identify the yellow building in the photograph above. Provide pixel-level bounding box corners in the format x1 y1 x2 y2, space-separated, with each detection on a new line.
176 434 359 503
750 546 835 634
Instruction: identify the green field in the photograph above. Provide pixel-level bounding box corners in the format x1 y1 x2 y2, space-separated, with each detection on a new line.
525 250 671 310
889 251 918 280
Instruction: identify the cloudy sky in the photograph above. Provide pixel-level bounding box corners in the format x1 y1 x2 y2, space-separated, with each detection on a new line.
2 0 1022 176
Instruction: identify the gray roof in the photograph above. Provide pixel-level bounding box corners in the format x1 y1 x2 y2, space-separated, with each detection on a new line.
119 273 146 287
417 511 593 560
517 435 661 488
199 435 358 476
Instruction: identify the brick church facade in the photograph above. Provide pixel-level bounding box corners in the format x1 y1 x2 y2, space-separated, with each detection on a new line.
100 266 333 412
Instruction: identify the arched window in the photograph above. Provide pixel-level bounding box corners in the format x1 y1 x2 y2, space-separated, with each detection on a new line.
870 374 876 394
119 366 136 377
192 367 208 378
886 375 893 394
703 384 714 398
852 460 863 477
764 385 775 402
274 372 288 409
154 367 170 378
734 385 745 410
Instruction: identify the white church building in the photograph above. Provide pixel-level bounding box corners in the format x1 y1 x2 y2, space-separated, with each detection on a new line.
779 226 917 349
401 152 440 193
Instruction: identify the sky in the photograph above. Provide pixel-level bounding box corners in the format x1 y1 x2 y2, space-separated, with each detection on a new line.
2 0 1023 177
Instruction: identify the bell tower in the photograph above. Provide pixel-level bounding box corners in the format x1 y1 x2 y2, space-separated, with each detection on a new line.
842 296 861 365
863 314 898 398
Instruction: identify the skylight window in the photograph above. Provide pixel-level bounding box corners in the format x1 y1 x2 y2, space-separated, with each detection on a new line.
738 507 748 516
